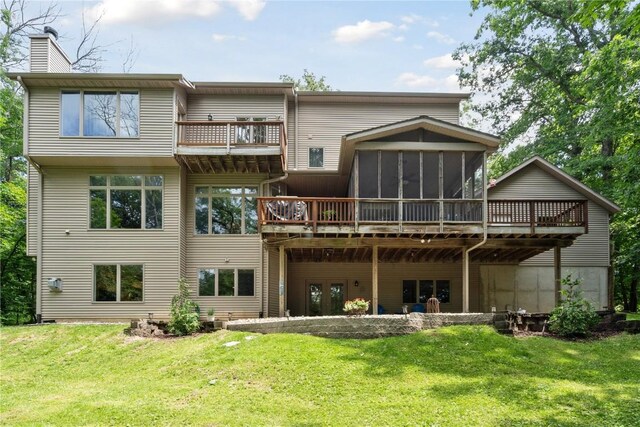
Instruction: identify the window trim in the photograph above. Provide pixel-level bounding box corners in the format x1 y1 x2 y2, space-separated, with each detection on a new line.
60 89 140 139
193 185 258 236
88 174 164 231
93 263 145 303
402 278 451 305
197 267 255 297
308 147 324 168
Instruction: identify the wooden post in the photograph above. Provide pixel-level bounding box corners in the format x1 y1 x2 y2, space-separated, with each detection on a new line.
554 244 562 306
372 246 379 316
462 247 469 313
279 245 285 317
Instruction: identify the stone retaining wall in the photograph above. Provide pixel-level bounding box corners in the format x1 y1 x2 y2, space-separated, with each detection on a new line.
226 313 492 339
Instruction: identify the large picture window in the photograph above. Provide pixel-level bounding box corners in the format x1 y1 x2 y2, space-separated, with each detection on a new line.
89 175 163 229
402 279 450 304
61 90 139 137
198 268 255 296
195 186 257 235
94 264 143 302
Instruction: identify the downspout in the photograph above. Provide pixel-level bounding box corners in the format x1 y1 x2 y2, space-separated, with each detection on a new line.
18 76 43 323
463 151 489 312
294 89 299 170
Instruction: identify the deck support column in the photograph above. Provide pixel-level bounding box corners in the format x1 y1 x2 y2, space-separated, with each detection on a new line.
279 245 285 317
462 247 470 313
554 244 562 306
372 246 379 316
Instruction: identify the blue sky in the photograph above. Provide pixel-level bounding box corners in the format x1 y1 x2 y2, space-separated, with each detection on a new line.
32 0 487 92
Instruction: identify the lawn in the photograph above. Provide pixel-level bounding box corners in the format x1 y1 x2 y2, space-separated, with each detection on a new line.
1 325 639 426
626 312 640 321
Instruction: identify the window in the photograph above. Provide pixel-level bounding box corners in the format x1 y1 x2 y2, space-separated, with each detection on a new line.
194 186 257 235
61 90 139 137
94 264 143 302
236 117 266 144
89 175 163 229
309 147 324 168
197 268 255 296
402 279 450 304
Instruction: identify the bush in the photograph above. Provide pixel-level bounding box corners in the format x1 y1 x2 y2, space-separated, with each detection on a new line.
343 298 370 315
168 278 201 336
549 276 600 337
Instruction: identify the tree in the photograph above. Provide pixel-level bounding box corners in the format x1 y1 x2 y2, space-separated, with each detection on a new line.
280 69 332 91
455 0 640 311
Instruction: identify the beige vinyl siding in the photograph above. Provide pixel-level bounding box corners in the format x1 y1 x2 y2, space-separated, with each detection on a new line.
185 173 267 315
489 164 611 267
40 166 180 320
288 102 461 170
287 261 478 315
179 168 187 278
29 38 49 72
186 95 284 121
28 88 174 158
27 164 39 256
49 42 71 72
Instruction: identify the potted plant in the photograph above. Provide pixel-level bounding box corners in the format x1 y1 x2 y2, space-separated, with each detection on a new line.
343 298 370 316
322 209 336 220
207 308 215 322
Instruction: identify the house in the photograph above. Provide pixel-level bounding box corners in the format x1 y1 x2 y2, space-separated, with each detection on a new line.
10 30 619 322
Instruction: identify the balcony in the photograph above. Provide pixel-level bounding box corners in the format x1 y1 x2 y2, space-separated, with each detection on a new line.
257 198 587 237
175 120 287 173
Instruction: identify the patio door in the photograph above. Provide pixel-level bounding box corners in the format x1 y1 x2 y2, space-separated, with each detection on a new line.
306 280 346 316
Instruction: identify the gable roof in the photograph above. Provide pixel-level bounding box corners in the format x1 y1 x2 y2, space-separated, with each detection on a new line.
492 156 620 213
343 115 501 148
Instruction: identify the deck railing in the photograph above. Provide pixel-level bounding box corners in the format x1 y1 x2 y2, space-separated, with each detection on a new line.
177 120 286 151
258 197 587 232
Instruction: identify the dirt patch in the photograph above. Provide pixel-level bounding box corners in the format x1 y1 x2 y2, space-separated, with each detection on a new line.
513 329 624 341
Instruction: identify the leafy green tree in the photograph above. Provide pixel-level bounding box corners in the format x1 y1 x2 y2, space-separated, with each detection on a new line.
549 276 600 337
280 69 332 91
168 278 200 336
456 0 640 311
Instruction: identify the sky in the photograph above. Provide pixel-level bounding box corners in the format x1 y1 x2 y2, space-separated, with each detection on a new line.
26 0 488 92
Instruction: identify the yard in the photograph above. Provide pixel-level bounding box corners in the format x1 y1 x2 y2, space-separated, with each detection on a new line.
1 325 639 426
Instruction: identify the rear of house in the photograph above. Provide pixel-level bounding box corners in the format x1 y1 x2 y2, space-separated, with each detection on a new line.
13 30 618 322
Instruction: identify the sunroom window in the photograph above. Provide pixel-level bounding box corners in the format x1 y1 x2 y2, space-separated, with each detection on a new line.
94 264 143 302
198 268 255 296
61 90 139 137
89 175 163 229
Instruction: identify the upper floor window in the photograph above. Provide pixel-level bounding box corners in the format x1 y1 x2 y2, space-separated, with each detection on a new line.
195 186 257 235
309 147 324 168
89 175 163 229
61 90 139 137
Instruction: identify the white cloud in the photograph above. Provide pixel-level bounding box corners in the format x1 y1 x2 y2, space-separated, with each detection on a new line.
333 20 395 44
212 33 246 42
227 0 266 21
423 53 467 69
88 0 222 24
398 23 409 31
427 31 455 45
400 14 439 28
393 36 405 42
395 72 462 92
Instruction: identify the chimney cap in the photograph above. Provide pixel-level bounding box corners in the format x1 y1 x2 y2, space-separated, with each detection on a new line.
44 26 58 40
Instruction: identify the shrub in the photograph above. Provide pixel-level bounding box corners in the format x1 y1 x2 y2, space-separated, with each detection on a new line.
343 298 370 315
168 278 201 336
549 276 600 337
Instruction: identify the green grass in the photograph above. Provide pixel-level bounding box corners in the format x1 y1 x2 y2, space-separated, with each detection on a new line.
626 312 640 321
1 325 639 426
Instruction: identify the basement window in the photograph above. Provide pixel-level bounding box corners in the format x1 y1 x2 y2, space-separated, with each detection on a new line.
402 279 450 304
94 264 143 302
198 268 255 296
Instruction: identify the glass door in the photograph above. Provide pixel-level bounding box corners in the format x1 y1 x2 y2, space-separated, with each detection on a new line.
306 280 346 316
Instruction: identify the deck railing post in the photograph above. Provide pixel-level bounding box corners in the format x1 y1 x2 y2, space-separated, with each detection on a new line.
312 200 318 233
226 123 231 153
529 201 536 233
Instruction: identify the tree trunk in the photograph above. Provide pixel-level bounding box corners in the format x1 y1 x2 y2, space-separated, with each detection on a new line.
601 138 614 182
630 277 638 313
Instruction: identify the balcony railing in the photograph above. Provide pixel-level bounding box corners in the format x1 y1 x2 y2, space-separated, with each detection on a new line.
176 120 287 152
257 198 587 233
